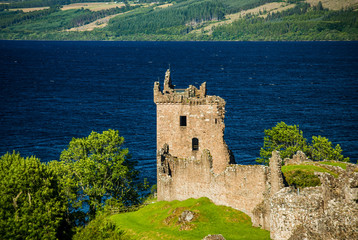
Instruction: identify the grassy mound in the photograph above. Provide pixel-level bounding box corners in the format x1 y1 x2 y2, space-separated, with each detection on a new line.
319 161 349 170
111 197 270 240
282 163 340 188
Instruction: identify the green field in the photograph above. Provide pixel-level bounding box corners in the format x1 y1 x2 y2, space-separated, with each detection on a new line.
111 197 271 240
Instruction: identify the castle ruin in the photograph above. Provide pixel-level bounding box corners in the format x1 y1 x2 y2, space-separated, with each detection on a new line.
153 70 358 240
153 69 282 226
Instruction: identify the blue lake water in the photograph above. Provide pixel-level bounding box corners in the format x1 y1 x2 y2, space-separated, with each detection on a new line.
0 41 357 184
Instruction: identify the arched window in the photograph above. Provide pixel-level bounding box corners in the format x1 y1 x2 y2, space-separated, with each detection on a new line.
192 138 199 151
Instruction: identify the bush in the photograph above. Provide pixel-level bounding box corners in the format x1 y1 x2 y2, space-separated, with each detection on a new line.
283 170 321 188
73 213 125 240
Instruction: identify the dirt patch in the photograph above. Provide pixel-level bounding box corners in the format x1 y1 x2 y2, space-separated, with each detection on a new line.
65 12 123 31
191 2 296 35
154 3 173 10
305 0 358 10
61 2 127 11
9 7 50 12
163 207 199 231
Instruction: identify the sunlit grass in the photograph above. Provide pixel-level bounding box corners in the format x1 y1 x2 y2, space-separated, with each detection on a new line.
282 164 339 178
319 161 348 170
111 197 270 240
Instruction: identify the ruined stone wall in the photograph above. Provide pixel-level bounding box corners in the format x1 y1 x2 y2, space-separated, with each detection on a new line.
154 70 285 229
269 163 358 240
154 70 358 240
156 103 230 174
154 69 231 174
157 149 270 218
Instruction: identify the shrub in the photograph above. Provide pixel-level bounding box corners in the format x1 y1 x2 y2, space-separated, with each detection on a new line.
283 170 321 188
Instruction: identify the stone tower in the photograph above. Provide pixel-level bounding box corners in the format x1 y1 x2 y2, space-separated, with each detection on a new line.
154 69 233 174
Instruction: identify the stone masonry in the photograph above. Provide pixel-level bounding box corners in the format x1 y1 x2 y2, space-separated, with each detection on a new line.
154 70 283 226
154 69 231 174
154 70 358 239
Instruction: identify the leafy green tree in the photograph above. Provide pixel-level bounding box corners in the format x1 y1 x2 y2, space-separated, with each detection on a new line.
50 129 146 223
257 122 308 165
73 212 125 240
0 152 66 240
257 122 350 164
310 135 349 162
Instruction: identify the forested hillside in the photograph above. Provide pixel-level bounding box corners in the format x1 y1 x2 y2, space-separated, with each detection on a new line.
0 0 357 41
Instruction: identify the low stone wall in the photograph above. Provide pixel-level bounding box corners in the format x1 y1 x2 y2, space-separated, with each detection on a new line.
158 147 358 240
270 168 358 240
157 148 270 219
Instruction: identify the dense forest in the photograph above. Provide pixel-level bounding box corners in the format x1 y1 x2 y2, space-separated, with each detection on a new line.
0 0 357 41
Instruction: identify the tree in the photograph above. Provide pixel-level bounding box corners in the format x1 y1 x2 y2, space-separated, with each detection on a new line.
51 129 146 223
0 152 66 240
257 122 308 165
317 1 324 11
257 122 350 164
310 135 349 162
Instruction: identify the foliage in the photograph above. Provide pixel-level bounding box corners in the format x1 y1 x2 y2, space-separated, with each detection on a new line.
0 0 114 10
108 0 227 36
257 122 308 165
257 122 350 164
281 163 342 188
283 170 321 188
0 4 137 30
73 212 125 240
310 136 350 162
211 3 358 41
111 197 270 239
50 129 147 224
0 152 67 240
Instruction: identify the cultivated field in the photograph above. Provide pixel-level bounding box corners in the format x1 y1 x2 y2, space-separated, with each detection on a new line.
10 7 50 12
61 2 126 11
154 3 173 9
66 12 123 31
305 0 358 10
9 2 136 12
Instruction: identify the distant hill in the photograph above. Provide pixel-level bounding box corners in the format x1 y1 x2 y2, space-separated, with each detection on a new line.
1 0 357 41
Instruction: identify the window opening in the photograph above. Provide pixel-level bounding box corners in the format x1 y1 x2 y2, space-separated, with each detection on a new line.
192 138 199 151
180 116 187 126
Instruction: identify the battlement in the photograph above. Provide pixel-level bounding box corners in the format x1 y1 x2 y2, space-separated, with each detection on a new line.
154 69 225 107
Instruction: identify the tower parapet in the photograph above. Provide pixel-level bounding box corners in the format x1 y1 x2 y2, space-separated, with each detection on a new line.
154 69 224 111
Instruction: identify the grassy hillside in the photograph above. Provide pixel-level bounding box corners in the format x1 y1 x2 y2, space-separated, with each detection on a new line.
0 0 357 40
108 197 270 240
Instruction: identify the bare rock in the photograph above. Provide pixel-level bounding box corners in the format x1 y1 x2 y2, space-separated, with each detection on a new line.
284 151 308 165
202 234 225 240
178 210 195 223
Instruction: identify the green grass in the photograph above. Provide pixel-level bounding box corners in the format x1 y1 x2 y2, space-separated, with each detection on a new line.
111 197 270 240
319 161 348 170
281 163 341 188
282 164 339 178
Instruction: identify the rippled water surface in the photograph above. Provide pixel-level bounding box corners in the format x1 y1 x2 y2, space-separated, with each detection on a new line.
1 41 357 183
